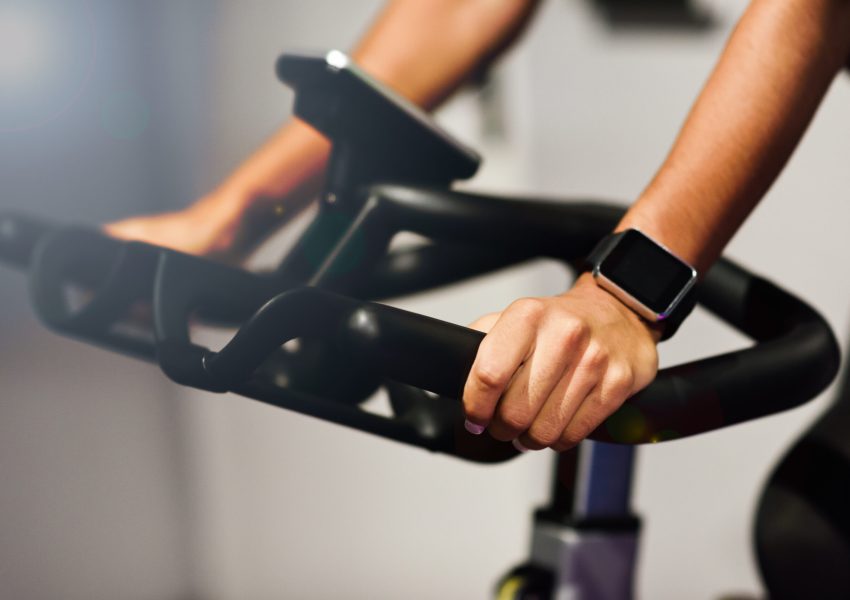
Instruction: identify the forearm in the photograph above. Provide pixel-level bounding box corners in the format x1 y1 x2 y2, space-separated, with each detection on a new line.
353 0 540 109
221 0 541 217
619 0 850 274
466 0 850 452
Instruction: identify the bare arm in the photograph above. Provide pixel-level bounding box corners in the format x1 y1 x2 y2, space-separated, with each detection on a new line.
226 0 542 213
620 0 850 272
464 0 850 451
107 0 541 260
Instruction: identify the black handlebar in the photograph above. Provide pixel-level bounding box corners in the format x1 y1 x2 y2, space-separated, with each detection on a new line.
0 50 839 462
28 228 162 359
1 200 839 461
0 211 56 269
166 262 837 446
2 195 838 460
146 197 839 458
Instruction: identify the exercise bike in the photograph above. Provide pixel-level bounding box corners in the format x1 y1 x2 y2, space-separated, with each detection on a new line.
0 50 840 599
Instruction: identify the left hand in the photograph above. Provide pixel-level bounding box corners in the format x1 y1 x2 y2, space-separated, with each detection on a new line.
104 189 261 265
463 272 661 452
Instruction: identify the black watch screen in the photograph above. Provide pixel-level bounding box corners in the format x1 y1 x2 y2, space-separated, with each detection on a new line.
598 229 696 317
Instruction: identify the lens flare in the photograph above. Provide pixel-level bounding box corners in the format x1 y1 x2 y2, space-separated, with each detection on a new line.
0 5 52 87
0 2 96 133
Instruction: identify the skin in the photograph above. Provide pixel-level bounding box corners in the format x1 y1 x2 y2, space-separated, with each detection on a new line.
465 0 850 452
107 0 850 452
105 0 542 262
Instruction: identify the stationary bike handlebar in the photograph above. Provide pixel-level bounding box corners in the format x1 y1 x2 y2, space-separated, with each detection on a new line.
153 199 839 447
0 48 839 457
199 267 835 444
0 207 839 457
0 212 56 269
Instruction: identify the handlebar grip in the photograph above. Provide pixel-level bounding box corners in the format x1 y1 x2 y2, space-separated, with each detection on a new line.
27 228 161 359
385 259 839 442
190 255 838 445
203 291 485 399
599 260 840 442
153 249 290 389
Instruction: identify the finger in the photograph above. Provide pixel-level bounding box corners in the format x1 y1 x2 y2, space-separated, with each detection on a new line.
468 312 500 334
554 363 634 451
462 299 542 431
517 339 607 451
517 354 600 451
488 320 587 443
102 220 135 239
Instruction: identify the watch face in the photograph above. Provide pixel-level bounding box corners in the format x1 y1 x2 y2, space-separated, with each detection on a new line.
598 230 696 317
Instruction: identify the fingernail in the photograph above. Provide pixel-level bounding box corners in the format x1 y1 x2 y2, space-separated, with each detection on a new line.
464 419 486 435
512 439 530 453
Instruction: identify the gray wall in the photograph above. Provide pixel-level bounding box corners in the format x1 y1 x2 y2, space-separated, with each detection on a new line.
0 2 214 599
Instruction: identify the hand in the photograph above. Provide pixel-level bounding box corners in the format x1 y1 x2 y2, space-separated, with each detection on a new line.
463 272 660 452
104 190 284 265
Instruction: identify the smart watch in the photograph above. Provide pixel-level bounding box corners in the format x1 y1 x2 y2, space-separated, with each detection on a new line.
586 229 698 340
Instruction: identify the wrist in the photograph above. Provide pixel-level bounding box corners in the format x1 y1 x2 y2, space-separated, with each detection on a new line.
194 184 255 225
572 272 663 343
239 119 330 203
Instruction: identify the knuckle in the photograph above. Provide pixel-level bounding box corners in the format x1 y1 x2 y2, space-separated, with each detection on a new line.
636 351 659 385
582 342 609 370
472 361 511 391
608 364 636 396
588 392 609 411
561 419 595 446
641 339 659 361
510 297 545 321
575 412 598 435
559 428 584 448
558 316 590 348
528 422 563 447
497 405 532 434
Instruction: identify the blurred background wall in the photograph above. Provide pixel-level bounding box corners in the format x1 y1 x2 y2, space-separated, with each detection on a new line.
1 1 849 599
0 2 214 599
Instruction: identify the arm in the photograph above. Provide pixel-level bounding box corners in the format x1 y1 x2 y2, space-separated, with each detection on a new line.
106 0 542 261
463 0 850 451
620 0 850 272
